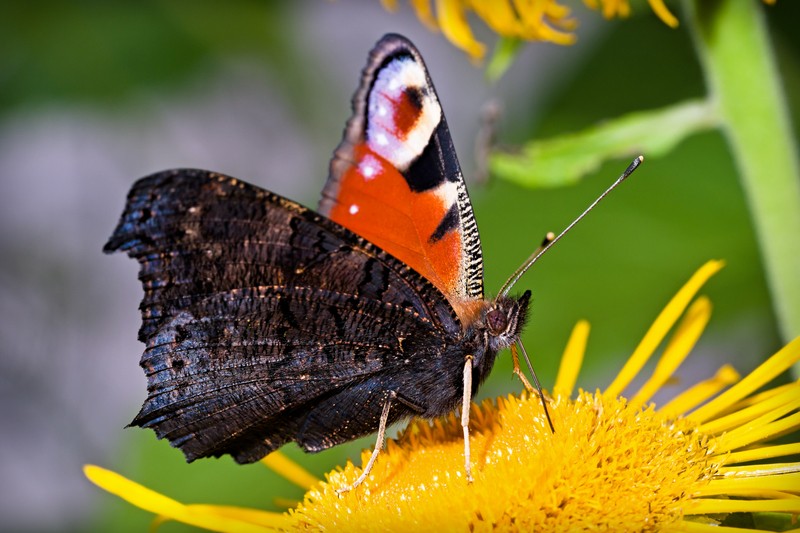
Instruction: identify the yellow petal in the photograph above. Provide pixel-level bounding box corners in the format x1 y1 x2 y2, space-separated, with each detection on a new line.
698 382 800 434
514 0 577 45
723 380 800 414
684 497 800 514
554 319 589 397
658 364 740 418
665 521 766 533
597 0 630 19
631 297 711 405
186 505 290 529
699 471 800 497
647 0 679 28
724 442 800 464
435 0 486 59
261 451 318 490
545 3 579 32
717 463 800 478
469 0 522 36
410 0 439 31
716 411 800 453
689 335 800 423
83 465 278 533
605 260 724 398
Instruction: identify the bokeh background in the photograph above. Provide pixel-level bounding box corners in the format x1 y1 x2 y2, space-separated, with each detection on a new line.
1 1 797 531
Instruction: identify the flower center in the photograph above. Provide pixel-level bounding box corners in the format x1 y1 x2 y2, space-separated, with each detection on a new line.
289 391 719 531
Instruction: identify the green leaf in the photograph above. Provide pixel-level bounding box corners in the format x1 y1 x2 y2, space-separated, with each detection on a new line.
490 99 718 188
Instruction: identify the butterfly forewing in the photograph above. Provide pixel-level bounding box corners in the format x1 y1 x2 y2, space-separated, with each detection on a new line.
319 34 484 312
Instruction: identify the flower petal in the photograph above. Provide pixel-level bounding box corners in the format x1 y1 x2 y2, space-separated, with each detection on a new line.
724 380 800 413
470 0 522 36
605 260 724 398
186 504 290 528
83 465 279 533
684 497 800 514
698 383 800 434
666 522 766 533
657 365 740 418
632 296 711 405
410 0 439 31
689 335 800 423
554 319 589 397
717 463 800 478
435 0 486 59
716 411 800 453
647 0 679 28
261 451 318 490
724 442 800 464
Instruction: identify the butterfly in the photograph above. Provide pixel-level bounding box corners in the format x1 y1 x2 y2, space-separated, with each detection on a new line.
105 33 640 491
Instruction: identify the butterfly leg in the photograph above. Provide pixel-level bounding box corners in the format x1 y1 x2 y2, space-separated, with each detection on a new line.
510 344 536 394
336 391 396 495
461 355 474 483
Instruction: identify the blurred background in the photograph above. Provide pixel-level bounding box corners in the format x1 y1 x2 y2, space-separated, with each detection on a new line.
1 1 797 531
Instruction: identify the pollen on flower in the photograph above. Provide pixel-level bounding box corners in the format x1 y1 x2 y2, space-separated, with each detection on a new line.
287 391 718 531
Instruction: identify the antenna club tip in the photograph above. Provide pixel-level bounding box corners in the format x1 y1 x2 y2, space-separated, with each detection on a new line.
542 232 555 246
623 156 645 178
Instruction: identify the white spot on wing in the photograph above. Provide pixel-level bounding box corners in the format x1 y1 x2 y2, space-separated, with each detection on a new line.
436 180 458 207
358 154 381 182
349 204 359 215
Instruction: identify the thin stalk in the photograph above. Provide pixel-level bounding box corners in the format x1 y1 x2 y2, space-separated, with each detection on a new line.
686 0 800 350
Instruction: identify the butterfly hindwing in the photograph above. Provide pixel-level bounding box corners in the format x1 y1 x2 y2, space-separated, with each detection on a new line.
319 34 484 315
105 169 464 462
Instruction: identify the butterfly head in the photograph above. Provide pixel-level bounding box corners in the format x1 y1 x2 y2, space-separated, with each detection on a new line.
481 290 532 355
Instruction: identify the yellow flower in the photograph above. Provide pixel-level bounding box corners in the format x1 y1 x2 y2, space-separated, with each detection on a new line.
381 1 779 60
85 260 800 531
379 0 676 59
583 0 679 28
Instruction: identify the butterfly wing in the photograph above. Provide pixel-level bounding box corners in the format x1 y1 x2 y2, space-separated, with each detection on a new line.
319 34 484 314
105 169 462 462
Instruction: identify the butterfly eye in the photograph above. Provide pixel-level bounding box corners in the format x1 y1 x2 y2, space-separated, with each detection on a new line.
486 308 508 335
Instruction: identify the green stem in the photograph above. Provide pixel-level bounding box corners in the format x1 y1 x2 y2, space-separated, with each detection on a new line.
686 0 800 347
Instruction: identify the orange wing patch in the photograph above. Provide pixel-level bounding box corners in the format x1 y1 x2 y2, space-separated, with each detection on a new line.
327 143 461 299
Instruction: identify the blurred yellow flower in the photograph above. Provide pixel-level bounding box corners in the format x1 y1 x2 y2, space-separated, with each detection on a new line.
380 0 678 59
85 260 800 531
382 0 578 58
381 0 778 59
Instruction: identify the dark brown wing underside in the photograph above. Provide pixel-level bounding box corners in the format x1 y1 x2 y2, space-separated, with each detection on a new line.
105 169 462 462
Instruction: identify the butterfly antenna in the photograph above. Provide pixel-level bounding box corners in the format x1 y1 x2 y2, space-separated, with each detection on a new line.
499 156 644 297
518 341 555 433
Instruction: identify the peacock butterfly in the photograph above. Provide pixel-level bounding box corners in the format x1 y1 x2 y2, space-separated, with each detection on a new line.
105 33 640 491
